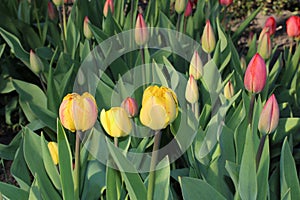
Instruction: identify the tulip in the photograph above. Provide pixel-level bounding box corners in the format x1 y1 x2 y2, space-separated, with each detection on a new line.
29 50 44 74
140 85 178 130
224 81 234 99
48 2 56 20
175 0 186 14
185 75 199 104
286 16 300 38
240 56 247 71
135 14 149 46
189 50 203 80
258 27 272 59
201 20 216 53
59 92 98 132
83 16 93 39
53 0 63 6
219 0 233 6
103 0 114 17
48 142 59 165
264 16 276 36
258 94 279 134
121 97 138 117
184 0 192 17
100 107 132 137
244 53 266 93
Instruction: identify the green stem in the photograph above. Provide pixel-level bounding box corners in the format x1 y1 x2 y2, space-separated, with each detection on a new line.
147 130 161 200
256 134 266 171
62 4 67 39
39 73 46 93
74 131 81 200
248 94 255 125
140 47 146 90
195 102 199 118
207 53 211 61
33 0 42 39
114 137 118 147
176 14 181 36
57 6 67 53
183 16 187 34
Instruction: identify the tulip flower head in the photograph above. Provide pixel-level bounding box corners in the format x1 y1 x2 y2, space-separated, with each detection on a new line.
29 50 44 74
201 20 216 53
264 16 276 36
219 0 233 7
184 0 192 17
244 53 267 93
48 2 56 20
286 15 300 38
103 0 114 17
224 81 234 99
258 27 272 59
258 94 279 134
59 92 98 132
53 0 63 6
140 86 178 130
185 75 199 104
135 14 149 46
100 107 132 137
175 0 186 14
121 97 138 117
83 16 93 39
189 50 203 80
48 142 59 165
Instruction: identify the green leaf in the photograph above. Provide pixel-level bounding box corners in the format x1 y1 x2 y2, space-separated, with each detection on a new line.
153 157 170 200
216 17 227 52
28 178 42 200
66 17 80 58
272 118 300 144
0 182 28 199
0 43 5 58
225 161 240 190
47 66 60 114
179 177 226 200
57 120 75 200
106 166 122 200
29 103 57 132
280 138 300 199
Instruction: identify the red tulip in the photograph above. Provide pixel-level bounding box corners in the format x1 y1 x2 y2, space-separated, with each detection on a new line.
121 97 138 117
103 0 114 17
219 0 233 6
135 14 149 46
244 53 266 93
48 2 56 20
258 94 279 134
184 0 193 17
264 16 276 36
286 16 300 38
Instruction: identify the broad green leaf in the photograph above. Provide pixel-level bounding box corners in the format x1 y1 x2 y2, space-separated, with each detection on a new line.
225 161 240 190
47 66 60 114
28 178 42 200
29 103 57 132
66 17 80 58
179 177 226 200
216 17 227 52
272 118 300 144
0 182 28 199
153 157 170 200
106 166 122 200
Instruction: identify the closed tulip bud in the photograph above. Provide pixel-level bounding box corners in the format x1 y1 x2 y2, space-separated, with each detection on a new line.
59 92 98 132
135 14 149 46
103 0 114 17
140 86 178 130
258 94 279 134
258 27 272 59
244 53 267 93
83 16 93 39
224 81 234 99
189 50 203 80
201 20 216 53
184 0 192 17
52 0 63 6
185 75 199 104
240 56 247 71
264 16 276 36
29 50 44 74
121 97 138 117
48 142 59 165
48 2 56 20
175 0 186 14
219 0 233 6
286 16 300 38
100 107 132 137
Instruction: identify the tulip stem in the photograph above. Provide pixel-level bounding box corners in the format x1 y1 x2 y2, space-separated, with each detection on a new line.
183 17 187 34
114 137 118 147
38 73 47 93
33 0 42 40
147 130 161 200
140 47 146 90
207 53 211 61
195 102 199 118
256 134 266 171
57 6 67 53
74 131 81 200
176 14 181 36
248 94 255 125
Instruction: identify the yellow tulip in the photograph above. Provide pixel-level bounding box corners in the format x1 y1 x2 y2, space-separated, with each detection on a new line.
185 75 199 104
201 20 216 53
48 142 59 165
140 86 178 130
100 107 132 137
59 92 98 132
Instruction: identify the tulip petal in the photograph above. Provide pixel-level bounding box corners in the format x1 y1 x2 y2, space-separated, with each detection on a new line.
59 94 76 132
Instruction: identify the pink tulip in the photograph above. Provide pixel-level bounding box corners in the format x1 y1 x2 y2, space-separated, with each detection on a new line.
83 16 93 39
244 53 266 93
135 14 149 46
264 16 276 36
184 0 193 17
121 97 138 117
258 94 279 134
103 0 114 17
219 0 233 6
286 16 300 38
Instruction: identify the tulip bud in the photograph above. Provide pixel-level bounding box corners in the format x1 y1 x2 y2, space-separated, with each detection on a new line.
244 53 267 93
52 0 63 6
103 0 114 17
189 50 203 80
83 16 93 39
121 97 138 117
264 16 276 36
185 75 199 104
140 86 178 130
100 107 132 137
240 56 247 71
48 2 56 20
219 0 233 6
135 14 149 46
29 50 44 74
258 27 272 59
201 20 216 53
48 142 59 165
175 0 186 14
258 94 279 134
184 0 192 17
286 16 300 38
59 92 98 132
224 81 234 99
